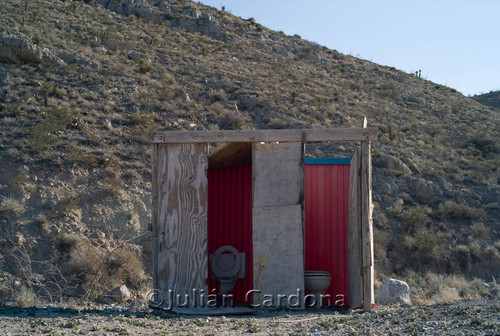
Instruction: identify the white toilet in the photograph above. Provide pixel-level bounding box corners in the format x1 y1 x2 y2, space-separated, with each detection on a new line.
209 245 246 296
304 270 331 308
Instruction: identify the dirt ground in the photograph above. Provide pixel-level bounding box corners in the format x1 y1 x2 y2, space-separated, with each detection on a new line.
0 299 499 335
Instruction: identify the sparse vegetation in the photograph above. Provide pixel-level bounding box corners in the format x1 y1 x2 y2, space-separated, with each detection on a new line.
0 197 24 216
0 0 498 309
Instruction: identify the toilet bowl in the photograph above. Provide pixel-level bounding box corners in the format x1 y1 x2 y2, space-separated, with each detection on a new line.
304 271 331 308
209 245 246 295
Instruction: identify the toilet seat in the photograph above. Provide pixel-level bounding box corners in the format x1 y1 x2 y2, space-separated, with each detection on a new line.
211 245 242 279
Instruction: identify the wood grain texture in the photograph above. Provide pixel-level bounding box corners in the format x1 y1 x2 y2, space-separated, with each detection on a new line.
155 143 209 306
151 144 160 297
252 142 304 208
361 119 374 311
208 142 252 170
347 149 362 309
151 128 377 143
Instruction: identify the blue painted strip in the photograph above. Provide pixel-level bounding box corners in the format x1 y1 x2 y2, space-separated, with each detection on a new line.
305 158 351 165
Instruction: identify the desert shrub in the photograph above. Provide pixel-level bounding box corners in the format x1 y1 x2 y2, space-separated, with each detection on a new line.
10 169 29 191
102 177 126 197
66 145 98 168
393 207 452 272
396 227 451 271
65 246 144 299
494 240 500 250
386 123 397 140
34 214 50 232
55 233 81 257
107 248 145 290
55 233 145 299
211 107 245 130
13 286 37 307
127 110 158 142
469 222 490 238
400 270 488 305
138 58 152 74
436 201 485 220
30 109 81 152
469 136 499 157
31 34 43 45
0 197 24 216
127 110 156 126
403 205 431 229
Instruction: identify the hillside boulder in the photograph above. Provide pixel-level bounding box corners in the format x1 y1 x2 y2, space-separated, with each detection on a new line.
0 34 63 65
105 285 132 303
378 278 411 307
374 155 412 175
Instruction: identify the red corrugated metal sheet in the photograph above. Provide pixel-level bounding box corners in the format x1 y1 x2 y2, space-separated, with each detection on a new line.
207 164 253 304
305 163 351 307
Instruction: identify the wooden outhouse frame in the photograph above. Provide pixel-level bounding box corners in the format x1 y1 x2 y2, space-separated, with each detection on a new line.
150 121 377 311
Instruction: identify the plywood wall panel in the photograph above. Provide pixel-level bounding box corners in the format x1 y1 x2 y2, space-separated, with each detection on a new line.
154 143 208 307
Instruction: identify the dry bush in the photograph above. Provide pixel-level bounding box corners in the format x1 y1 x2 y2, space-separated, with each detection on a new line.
470 222 490 238
400 270 488 305
0 197 24 216
56 234 145 300
13 286 37 307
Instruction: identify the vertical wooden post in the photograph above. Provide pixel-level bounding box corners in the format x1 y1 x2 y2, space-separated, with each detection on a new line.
153 143 209 307
151 143 160 299
347 149 362 309
361 117 374 311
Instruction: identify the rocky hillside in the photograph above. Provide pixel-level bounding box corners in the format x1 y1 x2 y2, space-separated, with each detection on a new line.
0 0 499 305
473 90 500 109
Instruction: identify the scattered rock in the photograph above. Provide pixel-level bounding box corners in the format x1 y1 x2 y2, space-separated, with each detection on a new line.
373 155 412 175
401 157 422 175
380 183 392 196
106 285 132 303
490 287 500 299
0 34 64 65
14 233 26 246
378 278 411 307
332 112 349 124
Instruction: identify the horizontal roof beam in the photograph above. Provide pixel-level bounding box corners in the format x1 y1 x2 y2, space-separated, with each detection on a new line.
150 128 377 143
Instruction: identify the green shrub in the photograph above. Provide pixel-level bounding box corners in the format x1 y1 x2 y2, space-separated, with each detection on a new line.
31 34 43 45
436 201 485 220
404 205 431 229
387 123 397 140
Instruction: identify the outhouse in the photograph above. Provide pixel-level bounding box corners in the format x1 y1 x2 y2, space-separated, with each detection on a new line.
150 123 376 312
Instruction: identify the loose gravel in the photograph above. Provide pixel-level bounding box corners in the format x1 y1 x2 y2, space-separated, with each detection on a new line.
1 299 499 335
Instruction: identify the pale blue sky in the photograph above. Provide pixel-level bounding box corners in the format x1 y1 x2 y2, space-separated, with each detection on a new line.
199 0 499 96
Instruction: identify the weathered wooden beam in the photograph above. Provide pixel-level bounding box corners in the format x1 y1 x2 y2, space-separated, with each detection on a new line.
151 143 160 299
361 117 374 312
208 142 252 170
154 143 209 307
151 128 377 143
347 149 362 309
